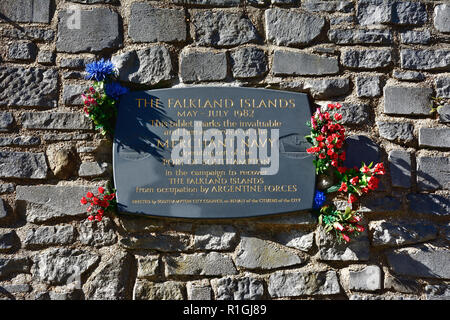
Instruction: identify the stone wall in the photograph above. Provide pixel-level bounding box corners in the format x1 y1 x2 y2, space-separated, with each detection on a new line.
0 0 449 300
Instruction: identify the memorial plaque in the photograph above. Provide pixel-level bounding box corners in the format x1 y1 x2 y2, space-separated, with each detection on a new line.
113 87 315 218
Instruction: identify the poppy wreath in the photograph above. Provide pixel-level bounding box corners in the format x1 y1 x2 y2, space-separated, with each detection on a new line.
306 103 386 242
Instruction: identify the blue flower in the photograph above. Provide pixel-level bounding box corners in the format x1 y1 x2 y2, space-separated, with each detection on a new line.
313 190 326 209
85 59 115 82
105 81 129 100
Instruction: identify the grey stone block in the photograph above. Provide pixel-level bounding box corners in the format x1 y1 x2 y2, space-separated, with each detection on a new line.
342 48 392 69
0 152 47 179
417 156 450 190
387 244 450 279
400 30 431 44
164 252 237 276
361 197 401 212
8 42 37 61
0 0 51 23
265 8 325 46
332 103 369 125
193 225 237 250
392 70 425 82
434 4 450 33
357 75 382 97
388 149 411 188
56 8 122 53
302 78 350 99
134 280 184 300
357 0 392 25
37 50 55 65
211 276 264 300
0 112 14 132
328 29 392 44
438 104 450 123
349 266 382 291
0 199 7 220
0 184 14 194
21 112 92 130
435 77 450 98
67 0 119 3
63 84 85 106
274 230 314 252
419 128 450 149
172 0 240 5
180 49 227 82
392 1 427 25
136 254 160 279
383 86 433 115
230 47 267 79
0 27 55 41
401 49 450 71
0 257 31 278
343 135 381 170
187 281 212 300
377 122 414 143
0 230 17 252
384 273 421 294
316 228 370 261
79 217 117 247
120 233 192 252
369 220 438 246
407 194 450 216
24 225 76 247
302 0 354 13
0 66 58 107
60 58 93 69
0 136 41 147
425 284 450 300
193 11 259 47
129 3 186 43
112 47 173 85
268 270 340 297
78 161 111 177
272 50 339 76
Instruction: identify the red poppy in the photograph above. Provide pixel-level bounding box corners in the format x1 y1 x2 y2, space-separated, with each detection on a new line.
348 194 358 203
98 187 105 194
86 192 94 198
80 197 88 205
338 182 348 192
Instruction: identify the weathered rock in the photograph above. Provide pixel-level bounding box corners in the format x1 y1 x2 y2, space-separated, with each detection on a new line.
56 8 122 53
112 47 173 85
120 233 191 252
235 236 304 270
193 225 238 250
349 266 382 291
388 150 411 188
329 29 392 44
401 49 450 71
8 42 37 61
356 75 382 97
343 135 381 170
386 244 450 279
0 199 7 220
302 78 350 99
361 197 401 212
268 270 340 297
303 1 354 13
377 122 414 143
16 185 98 223
164 252 237 276
0 152 47 179
230 47 267 79
180 49 227 82
84 251 134 300
78 162 111 178
211 276 264 300
0 184 14 194
272 50 339 76
79 217 117 247
392 1 427 25
0 27 55 41
24 225 76 247
357 0 392 25
0 112 14 132
400 30 431 44
0 230 17 252
62 84 85 106
46 146 78 179
274 230 314 252
60 58 93 69
0 0 51 23
329 103 370 125
21 112 92 130
316 228 370 261
0 136 39 147
128 3 186 43
434 4 450 33
342 49 392 69
265 8 325 46
134 280 185 300
358 0 427 26
419 128 450 149
369 220 438 246
407 194 450 216
435 77 450 98
425 284 450 300
0 66 58 107
193 11 259 46
416 156 450 190
383 85 433 115
32 248 100 285
384 273 421 293
392 70 425 82
439 104 450 123
187 281 212 300
137 254 160 279
37 51 55 65
0 257 30 278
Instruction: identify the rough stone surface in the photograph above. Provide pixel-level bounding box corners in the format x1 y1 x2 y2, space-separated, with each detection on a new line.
361 197 401 212
0 0 51 23
180 50 227 82
21 112 92 130
416 156 450 191
369 220 438 247
342 49 392 69
317 228 370 261
120 233 192 252
0 152 47 179
0 112 14 132
187 281 212 300
419 128 450 149
356 75 382 97
357 0 392 25
56 8 122 53
329 29 392 44
63 85 85 106
137 254 160 279
265 8 325 46
24 225 76 247
303 78 350 99
377 122 414 143
16 185 98 223
435 77 450 98
112 47 173 85
425 284 450 300
0 199 7 220
387 244 450 279
0 230 17 252
0 184 14 194
383 86 433 115
78 162 111 177
46 146 78 179
349 266 382 291
343 135 381 170
272 50 339 76
388 150 411 188
433 4 450 33
401 49 450 71
211 276 264 300
8 42 37 61
37 51 55 65
392 70 425 82
392 1 427 25
408 194 450 216
230 47 267 79
0 27 55 41
303 1 354 13
164 252 237 276
193 11 259 47
439 104 450 123
32 248 100 285
400 30 431 44
134 280 184 300
128 3 186 43
193 225 237 250
235 236 304 270
84 251 134 300
0 257 30 278
79 217 117 247
357 0 427 26
330 103 370 125
0 66 58 107
268 270 340 297
274 230 314 252
384 273 421 294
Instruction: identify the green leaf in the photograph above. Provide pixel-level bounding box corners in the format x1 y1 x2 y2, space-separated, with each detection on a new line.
326 185 340 193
